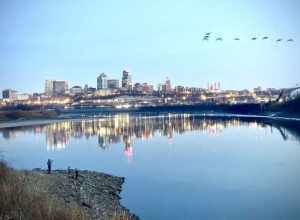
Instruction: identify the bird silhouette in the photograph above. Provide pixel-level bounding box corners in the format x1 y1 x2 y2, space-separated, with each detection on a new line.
200 33 295 44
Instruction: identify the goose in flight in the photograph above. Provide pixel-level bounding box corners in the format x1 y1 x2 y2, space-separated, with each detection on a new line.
203 36 209 41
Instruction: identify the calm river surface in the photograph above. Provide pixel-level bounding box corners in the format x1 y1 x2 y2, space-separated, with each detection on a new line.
1 113 300 220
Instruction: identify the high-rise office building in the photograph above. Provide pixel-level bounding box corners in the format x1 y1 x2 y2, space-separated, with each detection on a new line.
107 79 120 89
121 70 132 90
84 84 89 93
158 77 172 94
97 73 108 89
45 80 68 96
165 77 172 91
45 80 54 96
53 81 68 96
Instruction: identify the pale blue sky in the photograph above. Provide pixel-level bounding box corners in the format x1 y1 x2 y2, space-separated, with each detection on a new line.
0 0 299 93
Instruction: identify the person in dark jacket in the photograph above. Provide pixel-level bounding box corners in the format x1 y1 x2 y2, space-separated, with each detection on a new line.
75 169 79 179
47 159 53 174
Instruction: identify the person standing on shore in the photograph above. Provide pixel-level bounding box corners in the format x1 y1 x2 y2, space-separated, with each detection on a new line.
47 159 53 174
75 169 79 179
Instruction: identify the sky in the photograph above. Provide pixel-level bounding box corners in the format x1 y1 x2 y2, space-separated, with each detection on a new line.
0 0 299 94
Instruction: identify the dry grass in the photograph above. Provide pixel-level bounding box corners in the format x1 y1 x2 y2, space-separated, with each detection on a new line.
0 161 87 220
0 161 138 220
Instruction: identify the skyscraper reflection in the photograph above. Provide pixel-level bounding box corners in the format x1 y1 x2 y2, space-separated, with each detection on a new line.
124 136 133 163
1 114 299 154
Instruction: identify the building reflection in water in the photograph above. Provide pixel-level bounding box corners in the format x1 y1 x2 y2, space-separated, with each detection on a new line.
124 136 133 163
1 113 300 158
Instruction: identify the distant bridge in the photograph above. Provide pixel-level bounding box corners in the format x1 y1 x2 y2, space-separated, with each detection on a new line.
276 86 300 102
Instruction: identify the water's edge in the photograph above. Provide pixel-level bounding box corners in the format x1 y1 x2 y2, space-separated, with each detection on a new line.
20 168 138 220
0 112 299 129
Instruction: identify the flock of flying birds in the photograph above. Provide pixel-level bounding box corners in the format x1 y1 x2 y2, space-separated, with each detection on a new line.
202 32 294 42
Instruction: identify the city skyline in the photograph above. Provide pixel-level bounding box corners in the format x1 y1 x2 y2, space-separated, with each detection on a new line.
0 69 298 96
0 0 300 93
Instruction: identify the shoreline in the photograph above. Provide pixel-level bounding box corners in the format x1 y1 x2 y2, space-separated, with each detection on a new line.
20 168 138 220
0 111 299 129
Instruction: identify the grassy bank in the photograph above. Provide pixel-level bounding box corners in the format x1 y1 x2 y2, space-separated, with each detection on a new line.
0 161 137 220
267 96 300 116
0 161 86 220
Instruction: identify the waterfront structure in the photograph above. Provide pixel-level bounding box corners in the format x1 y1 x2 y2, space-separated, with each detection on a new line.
97 73 108 90
122 70 132 90
107 79 120 89
2 89 18 100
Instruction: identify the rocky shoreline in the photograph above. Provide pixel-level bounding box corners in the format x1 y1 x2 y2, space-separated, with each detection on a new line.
21 168 138 220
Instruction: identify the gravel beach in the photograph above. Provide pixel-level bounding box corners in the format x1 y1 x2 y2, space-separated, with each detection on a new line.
20 168 138 220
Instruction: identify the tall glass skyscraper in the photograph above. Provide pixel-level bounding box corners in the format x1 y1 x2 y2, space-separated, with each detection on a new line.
97 73 108 89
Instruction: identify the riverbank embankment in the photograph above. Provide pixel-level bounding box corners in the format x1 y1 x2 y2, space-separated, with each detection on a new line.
0 162 137 220
0 110 59 122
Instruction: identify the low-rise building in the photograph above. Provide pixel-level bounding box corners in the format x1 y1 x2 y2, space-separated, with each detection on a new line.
2 89 18 100
95 89 114 97
16 93 30 101
70 86 83 95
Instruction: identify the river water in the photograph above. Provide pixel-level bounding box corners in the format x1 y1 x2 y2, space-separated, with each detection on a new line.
0 113 300 220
